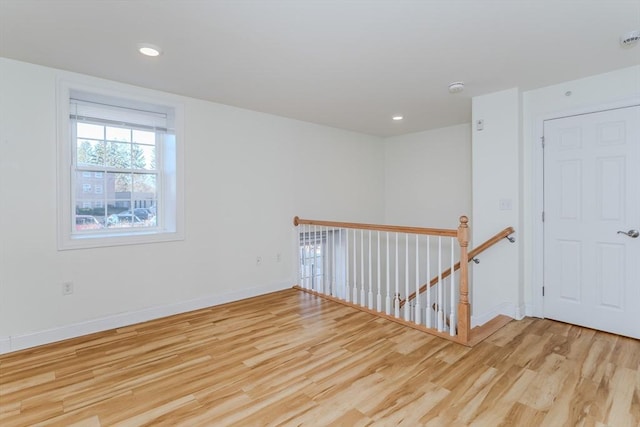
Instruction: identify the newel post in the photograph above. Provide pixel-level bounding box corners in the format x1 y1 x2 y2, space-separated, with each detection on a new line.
457 216 471 343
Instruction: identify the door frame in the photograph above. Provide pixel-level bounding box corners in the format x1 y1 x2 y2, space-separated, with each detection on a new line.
531 97 640 318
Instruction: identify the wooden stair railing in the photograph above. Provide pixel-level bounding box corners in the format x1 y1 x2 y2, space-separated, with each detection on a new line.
294 215 474 345
400 226 515 308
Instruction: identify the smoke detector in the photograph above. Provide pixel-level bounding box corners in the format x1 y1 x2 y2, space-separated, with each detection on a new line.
620 30 640 47
448 81 465 94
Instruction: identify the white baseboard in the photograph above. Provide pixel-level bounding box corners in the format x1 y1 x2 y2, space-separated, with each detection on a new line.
514 303 526 320
0 336 10 355
1 281 290 355
524 303 537 318
471 301 525 327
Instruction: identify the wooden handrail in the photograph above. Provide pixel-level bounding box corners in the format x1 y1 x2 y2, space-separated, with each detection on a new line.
293 216 457 237
400 226 515 307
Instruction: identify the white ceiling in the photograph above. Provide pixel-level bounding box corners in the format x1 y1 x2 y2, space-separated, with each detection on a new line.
1 0 639 136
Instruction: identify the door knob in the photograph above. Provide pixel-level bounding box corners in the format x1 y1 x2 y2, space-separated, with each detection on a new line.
617 229 640 238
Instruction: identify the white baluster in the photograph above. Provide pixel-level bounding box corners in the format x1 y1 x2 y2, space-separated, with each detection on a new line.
338 228 342 299
360 229 366 307
415 234 421 325
325 226 329 295
299 225 303 288
304 224 309 290
345 228 349 302
377 231 382 312
307 224 312 290
385 232 391 315
307 225 312 291
326 226 331 296
324 227 328 295
308 225 311 290
335 229 339 298
321 226 326 295
299 225 303 289
320 226 325 294
329 227 334 297
449 237 456 336
393 292 400 318
404 234 410 321
334 228 337 297
314 225 318 292
437 236 444 332
394 232 400 318
353 228 358 304
368 230 373 309
327 226 331 295
426 235 432 328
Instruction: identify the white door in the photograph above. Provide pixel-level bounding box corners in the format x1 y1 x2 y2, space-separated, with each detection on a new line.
543 105 640 339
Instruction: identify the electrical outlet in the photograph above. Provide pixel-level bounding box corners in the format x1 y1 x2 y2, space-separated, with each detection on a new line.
62 281 74 295
276 253 281 262
256 256 262 266
499 199 513 210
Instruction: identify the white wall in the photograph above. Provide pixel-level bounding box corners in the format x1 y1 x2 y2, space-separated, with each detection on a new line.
0 58 385 353
471 88 522 324
384 124 471 228
521 65 640 316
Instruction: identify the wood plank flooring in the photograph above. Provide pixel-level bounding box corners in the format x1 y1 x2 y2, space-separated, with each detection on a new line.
1 289 638 426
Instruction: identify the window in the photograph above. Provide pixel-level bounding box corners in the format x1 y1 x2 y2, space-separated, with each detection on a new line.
57 79 184 249
300 230 326 288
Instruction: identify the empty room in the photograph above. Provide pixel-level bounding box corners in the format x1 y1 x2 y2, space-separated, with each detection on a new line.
0 0 639 425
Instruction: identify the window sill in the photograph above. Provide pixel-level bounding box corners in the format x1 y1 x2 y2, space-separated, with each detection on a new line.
58 229 184 250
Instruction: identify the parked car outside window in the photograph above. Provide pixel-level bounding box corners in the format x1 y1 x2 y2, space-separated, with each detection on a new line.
107 213 144 227
75 215 103 231
119 208 154 220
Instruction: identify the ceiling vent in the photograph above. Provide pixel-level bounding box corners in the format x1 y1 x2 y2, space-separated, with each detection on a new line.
620 30 640 47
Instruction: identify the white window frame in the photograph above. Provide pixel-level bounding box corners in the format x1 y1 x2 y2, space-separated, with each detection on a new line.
299 230 327 288
57 78 184 250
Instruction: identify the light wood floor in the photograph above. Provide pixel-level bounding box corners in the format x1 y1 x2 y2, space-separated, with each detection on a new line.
1 289 638 427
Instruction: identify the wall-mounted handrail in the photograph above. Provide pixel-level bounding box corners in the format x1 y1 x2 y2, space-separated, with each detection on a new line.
293 216 458 237
400 226 515 307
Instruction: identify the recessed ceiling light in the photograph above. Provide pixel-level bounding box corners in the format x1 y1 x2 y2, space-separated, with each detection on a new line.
392 115 404 121
138 43 162 57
